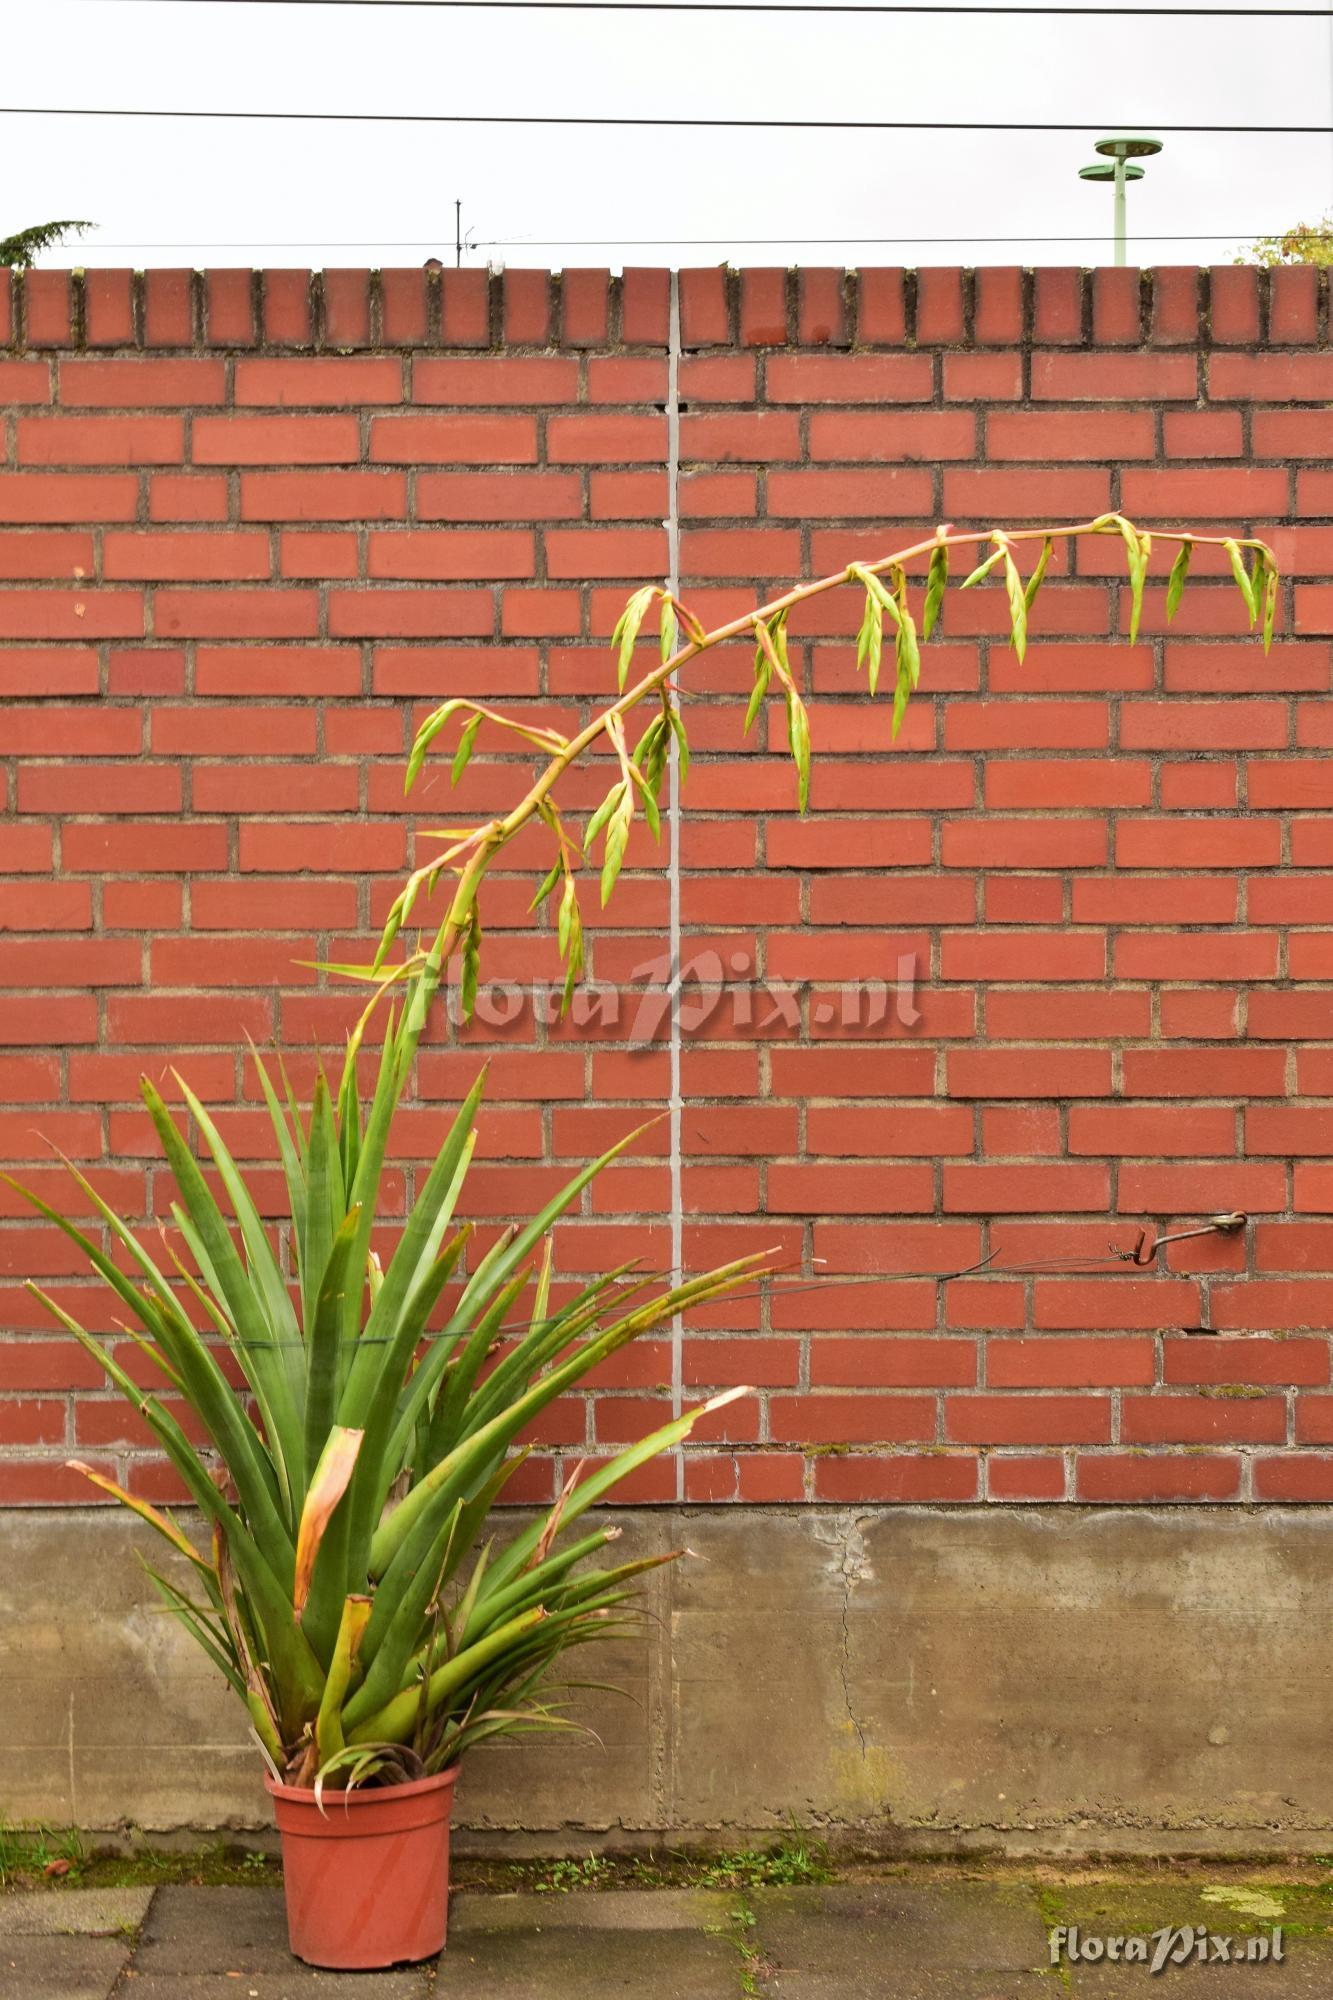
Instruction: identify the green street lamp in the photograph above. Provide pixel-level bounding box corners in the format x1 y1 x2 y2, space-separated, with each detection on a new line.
1079 134 1163 267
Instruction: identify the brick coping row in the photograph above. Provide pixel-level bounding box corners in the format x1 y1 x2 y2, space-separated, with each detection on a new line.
4 264 1330 354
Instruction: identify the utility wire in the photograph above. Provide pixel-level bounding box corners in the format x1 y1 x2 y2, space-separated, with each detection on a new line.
482 231 1277 244
87 1239 1236 1351
66 0 1333 17
190 1255 1198 1349
5 105 1333 132
76 231 1282 249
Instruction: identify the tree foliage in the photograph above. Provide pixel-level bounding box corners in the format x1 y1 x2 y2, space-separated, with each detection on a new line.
1238 218 1333 267
1 220 94 269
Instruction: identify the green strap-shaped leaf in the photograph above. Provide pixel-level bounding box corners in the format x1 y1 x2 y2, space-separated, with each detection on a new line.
5 1167 172 1350
659 598 677 663
250 1047 308 1263
22 1164 292 1566
786 689 811 813
1250 546 1268 645
142 1079 305 1520
440 1124 663 1352
1224 537 1257 625
627 739 662 841
294 1425 366 1666
1263 556 1279 654
347 1609 547 1747
294 1427 362 1613
921 541 949 640
599 790 634 907
340 1504 461 1729
610 584 657 692
896 593 921 691
343 1015 411 1346
340 1069 485 1418
960 547 1006 591
179 1075 300 1347
451 713 482 787
315 1594 372 1764
891 675 908 740
583 781 623 851
528 855 562 914
40 1289 321 1737
372 1253 765 1580
856 588 883 694
487 1385 750 1591
421 1273 531 1470
744 641 772 733
558 876 584 1015
1001 546 1028 665
304 1207 364 1485
301 1073 341 1356
334 1018 365 1194
665 700 690 780
71 1460 211 1571
1165 539 1192 624
405 698 466 794
460 1528 613 1647
1128 533 1149 645
451 1539 495 1657
461 1268 649 1441
141 1561 247 1701
1102 515 1149 646
344 1224 474 1582
1024 537 1053 614
460 905 482 1021
358 1450 526 1689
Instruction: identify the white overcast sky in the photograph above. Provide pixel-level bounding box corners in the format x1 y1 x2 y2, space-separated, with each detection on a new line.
8 0 1333 269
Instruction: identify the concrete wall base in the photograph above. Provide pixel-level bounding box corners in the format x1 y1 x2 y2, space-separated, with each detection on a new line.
3 1507 1329 1853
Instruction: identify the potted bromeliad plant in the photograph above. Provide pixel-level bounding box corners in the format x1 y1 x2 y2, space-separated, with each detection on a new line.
16 517 1273 1967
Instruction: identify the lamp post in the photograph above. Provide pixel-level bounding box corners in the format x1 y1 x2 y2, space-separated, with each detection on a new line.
1078 135 1163 266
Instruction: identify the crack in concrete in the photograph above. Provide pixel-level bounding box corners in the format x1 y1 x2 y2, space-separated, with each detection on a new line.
837 1582 867 1761
815 1511 874 1761
67 1690 77 1829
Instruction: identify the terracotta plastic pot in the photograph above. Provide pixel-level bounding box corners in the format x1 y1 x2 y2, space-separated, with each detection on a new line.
266 1766 458 1968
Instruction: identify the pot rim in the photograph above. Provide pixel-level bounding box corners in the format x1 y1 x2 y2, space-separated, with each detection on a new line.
265 1765 459 1809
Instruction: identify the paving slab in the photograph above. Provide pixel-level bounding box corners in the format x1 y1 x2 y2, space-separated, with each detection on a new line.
759 1973 1048 2000
750 1881 1050 1976
0 1934 131 2000
1048 1879 1330 1989
434 1923 740 1998
1071 1953 1333 1997
448 1886 734 1933
131 1885 432 1987
133 1886 295 1973
122 1978 427 1999
1051 1880 1292 1934
0 1885 153 1936
8 1873 1333 2000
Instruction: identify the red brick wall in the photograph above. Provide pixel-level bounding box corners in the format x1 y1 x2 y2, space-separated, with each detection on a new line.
3 262 1331 1510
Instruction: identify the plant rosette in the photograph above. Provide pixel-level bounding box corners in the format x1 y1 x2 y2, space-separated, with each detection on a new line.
21 1021 758 1966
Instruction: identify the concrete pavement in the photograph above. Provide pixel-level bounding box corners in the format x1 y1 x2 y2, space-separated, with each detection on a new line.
5 1876 1333 1997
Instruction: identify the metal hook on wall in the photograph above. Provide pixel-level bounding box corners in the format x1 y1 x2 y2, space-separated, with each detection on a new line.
1125 1212 1248 1268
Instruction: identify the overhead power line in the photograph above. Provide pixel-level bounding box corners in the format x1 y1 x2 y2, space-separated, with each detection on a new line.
79 232 1278 250
481 230 1269 244
4 106 1332 133
69 0 1333 16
